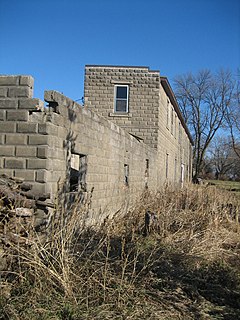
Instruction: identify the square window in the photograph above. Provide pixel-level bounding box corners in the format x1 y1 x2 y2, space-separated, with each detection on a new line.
114 85 129 113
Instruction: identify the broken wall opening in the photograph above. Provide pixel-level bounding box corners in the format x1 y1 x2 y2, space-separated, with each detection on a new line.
70 153 87 192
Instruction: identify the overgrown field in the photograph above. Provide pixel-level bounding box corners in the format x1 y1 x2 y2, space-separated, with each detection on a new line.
206 180 240 197
1 184 240 319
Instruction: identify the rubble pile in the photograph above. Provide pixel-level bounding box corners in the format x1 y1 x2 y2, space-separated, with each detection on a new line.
0 174 53 270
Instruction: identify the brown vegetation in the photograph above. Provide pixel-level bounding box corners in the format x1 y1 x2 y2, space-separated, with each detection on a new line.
0 184 240 319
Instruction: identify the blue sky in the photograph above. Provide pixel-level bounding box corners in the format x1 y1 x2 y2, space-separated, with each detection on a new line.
0 0 239 101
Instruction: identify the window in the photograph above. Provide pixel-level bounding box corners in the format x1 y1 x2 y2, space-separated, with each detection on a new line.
166 153 169 179
181 164 185 187
145 159 149 173
175 114 177 138
124 164 129 186
178 121 182 143
114 85 129 113
79 155 87 190
174 157 177 182
70 153 87 192
166 100 169 128
171 108 174 134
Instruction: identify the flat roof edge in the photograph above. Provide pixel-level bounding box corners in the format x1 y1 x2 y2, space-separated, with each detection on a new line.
85 65 160 73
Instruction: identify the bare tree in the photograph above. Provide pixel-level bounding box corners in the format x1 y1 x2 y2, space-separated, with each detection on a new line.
206 136 238 180
174 69 236 182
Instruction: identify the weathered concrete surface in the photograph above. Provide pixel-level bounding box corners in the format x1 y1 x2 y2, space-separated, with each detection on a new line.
0 67 193 225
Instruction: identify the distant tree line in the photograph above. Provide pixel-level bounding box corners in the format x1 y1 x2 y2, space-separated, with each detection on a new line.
174 68 240 181
204 136 240 180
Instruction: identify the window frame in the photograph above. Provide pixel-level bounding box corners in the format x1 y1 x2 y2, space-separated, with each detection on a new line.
114 85 129 113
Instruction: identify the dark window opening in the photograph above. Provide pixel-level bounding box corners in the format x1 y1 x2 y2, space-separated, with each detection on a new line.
70 154 87 192
171 108 174 134
179 122 182 143
167 100 169 128
146 159 149 171
166 153 169 179
174 157 177 182
124 164 129 186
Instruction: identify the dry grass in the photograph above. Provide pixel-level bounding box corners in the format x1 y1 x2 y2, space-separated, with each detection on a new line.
0 184 240 319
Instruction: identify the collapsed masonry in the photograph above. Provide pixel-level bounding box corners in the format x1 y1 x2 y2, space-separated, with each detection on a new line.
0 66 193 227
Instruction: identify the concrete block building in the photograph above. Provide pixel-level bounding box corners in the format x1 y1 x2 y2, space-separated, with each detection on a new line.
0 66 193 224
84 65 193 187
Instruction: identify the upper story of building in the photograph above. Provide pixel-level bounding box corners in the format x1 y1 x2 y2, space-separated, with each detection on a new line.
84 65 193 151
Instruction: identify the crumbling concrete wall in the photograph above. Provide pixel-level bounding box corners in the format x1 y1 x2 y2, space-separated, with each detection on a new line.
0 76 159 224
44 90 159 223
0 75 48 194
0 69 193 224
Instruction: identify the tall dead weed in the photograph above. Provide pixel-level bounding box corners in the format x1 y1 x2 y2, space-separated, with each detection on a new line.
0 184 240 319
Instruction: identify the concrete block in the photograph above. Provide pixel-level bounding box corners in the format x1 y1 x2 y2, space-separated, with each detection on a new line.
37 146 48 159
49 182 58 195
27 158 48 169
19 76 34 88
28 135 50 145
56 148 66 160
0 99 18 109
30 111 45 122
5 158 26 169
0 169 14 176
44 90 72 109
51 159 65 171
0 122 16 133
49 113 65 127
0 87 8 97
7 110 29 121
6 134 27 144
57 126 68 139
17 122 38 133
38 123 58 135
8 87 32 98
40 170 59 183
0 145 15 156
18 98 44 110
36 169 48 182
0 110 5 121
0 134 5 144
0 76 19 86
16 146 37 157
31 182 47 195
15 169 35 181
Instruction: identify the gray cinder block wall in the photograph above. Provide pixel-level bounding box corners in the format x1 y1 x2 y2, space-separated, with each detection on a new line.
0 75 159 224
84 66 193 186
84 66 160 149
44 90 159 222
0 66 193 224
0 75 48 194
